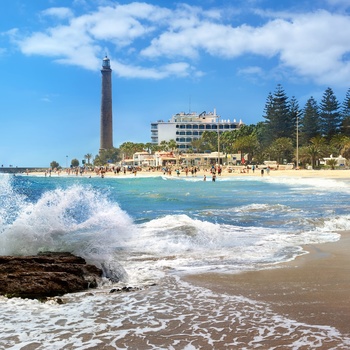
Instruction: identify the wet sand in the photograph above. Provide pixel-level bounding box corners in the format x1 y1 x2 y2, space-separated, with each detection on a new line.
184 232 350 336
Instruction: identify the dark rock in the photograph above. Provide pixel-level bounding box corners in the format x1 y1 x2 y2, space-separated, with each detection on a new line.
0 252 103 299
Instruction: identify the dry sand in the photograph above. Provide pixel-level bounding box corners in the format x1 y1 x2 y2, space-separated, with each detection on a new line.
32 167 350 179
184 232 350 335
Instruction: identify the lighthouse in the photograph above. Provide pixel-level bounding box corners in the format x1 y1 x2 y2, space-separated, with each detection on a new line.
100 55 113 151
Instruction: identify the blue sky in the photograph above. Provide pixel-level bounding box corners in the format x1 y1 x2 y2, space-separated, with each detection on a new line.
1 0 350 167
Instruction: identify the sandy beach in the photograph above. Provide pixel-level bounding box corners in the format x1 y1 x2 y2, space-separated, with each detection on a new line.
184 232 350 337
29 167 350 180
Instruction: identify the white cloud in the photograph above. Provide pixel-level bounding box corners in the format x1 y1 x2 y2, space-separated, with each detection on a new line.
112 60 194 79
14 3 350 85
141 8 350 85
41 7 73 19
238 66 264 76
326 0 350 8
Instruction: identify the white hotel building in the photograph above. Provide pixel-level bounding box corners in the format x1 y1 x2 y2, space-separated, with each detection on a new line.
151 109 243 150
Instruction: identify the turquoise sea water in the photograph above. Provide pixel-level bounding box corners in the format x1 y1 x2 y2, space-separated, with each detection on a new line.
1 173 349 283
1 172 350 349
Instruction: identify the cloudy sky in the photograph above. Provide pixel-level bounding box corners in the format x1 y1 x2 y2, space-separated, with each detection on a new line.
1 0 350 167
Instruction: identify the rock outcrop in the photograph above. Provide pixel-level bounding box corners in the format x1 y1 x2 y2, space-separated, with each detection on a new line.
0 252 103 299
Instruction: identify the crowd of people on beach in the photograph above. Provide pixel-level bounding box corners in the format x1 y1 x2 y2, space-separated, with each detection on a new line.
28 163 275 179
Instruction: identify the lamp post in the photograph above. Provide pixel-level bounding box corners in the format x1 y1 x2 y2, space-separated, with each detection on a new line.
66 155 68 168
217 115 220 166
296 116 299 169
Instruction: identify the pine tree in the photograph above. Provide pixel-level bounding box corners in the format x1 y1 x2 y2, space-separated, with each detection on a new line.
319 87 341 139
263 84 292 141
300 97 320 145
341 88 350 136
289 96 301 145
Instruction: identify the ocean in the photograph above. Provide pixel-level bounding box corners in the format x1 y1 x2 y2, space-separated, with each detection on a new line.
1 172 350 349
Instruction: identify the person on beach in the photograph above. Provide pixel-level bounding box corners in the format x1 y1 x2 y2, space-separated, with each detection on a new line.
261 169 264 176
203 175 206 181
212 173 216 182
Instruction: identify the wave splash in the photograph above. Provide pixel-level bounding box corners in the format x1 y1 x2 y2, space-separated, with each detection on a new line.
0 174 346 284
0 178 133 281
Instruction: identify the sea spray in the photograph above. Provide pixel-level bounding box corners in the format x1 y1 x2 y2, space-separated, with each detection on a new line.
0 180 133 281
0 174 348 283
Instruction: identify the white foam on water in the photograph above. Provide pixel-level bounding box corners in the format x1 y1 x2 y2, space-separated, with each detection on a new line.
1 276 349 349
1 174 350 348
265 175 350 194
0 182 136 281
0 174 346 286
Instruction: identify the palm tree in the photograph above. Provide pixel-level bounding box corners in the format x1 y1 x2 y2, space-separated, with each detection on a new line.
307 136 327 168
168 139 178 152
341 140 350 160
326 158 338 170
84 153 92 165
265 137 294 164
190 139 204 153
233 134 259 162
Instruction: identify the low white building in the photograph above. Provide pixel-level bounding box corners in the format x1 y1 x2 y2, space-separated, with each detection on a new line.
323 155 346 166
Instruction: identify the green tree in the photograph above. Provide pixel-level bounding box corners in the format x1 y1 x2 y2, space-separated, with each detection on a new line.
266 137 294 164
319 87 341 139
50 161 59 169
326 158 338 170
341 88 350 136
233 134 259 162
159 140 170 151
289 96 300 144
190 138 205 153
119 142 144 158
297 146 312 168
144 143 153 153
300 97 320 145
307 136 327 168
263 84 292 141
71 158 79 167
329 135 350 156
84 153 93 165
201 131 218 151
168 139 177 152
341 140 350 160
94 148 120 166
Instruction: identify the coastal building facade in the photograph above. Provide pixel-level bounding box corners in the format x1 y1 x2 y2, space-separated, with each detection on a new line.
151 110 243 150
120 151 243 168
100 56 113 152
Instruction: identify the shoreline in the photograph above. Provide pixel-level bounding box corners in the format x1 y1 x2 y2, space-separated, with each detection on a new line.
14 168 350 179
183 232 350 335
